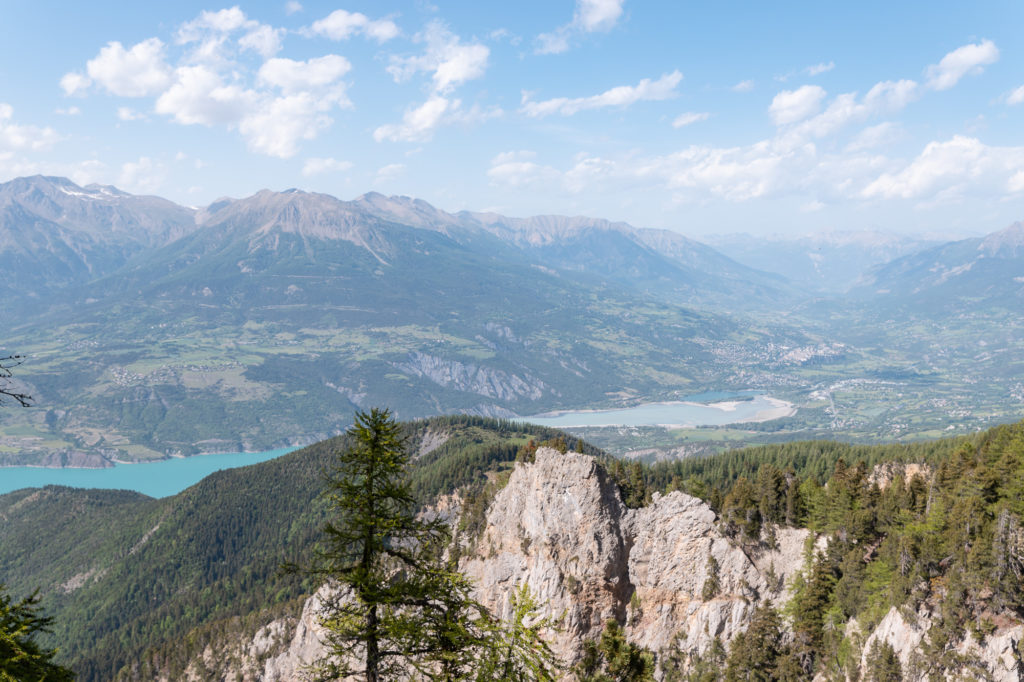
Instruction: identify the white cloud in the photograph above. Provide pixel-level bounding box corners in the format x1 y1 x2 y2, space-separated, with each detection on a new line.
310 9 399 42
285 1 303 15
574 0 625 32
84 38 173 97
60 72 92 97
805 61 835 76
239 92 340 157
535 0 625 54
239 25 284 57
61 9 351 160
672 112 709 128
769 85 827 125
178 7 251 42
118 156 166 193
155 65 258 126
117 107 145 121
176 7 284 65
862 135 1024 202
302 157 353 176
375 163 405 182
776 80 919 148
55 106 81 116
925 39 999 91
1006 85 1024 106
387 22 488 94
845 122 901 152
0 104 61 151
732 80 754 92
374 95 453 142
521 71 682 118
487 151 560 188
1008 171 1024 194
258 55 351 93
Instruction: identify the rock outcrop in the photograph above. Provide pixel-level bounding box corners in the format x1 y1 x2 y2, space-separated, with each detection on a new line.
460 448 808 664
178 448 1024 680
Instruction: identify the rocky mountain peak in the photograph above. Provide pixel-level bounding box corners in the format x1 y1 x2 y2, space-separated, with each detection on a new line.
979 221 1024 258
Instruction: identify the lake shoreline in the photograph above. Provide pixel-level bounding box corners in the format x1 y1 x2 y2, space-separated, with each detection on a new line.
526 393 796 429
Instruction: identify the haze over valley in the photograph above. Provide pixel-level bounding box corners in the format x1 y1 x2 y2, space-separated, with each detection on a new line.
1 174 1022 469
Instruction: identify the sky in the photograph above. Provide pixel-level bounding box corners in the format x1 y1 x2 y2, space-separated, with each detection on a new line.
2 0 1024 238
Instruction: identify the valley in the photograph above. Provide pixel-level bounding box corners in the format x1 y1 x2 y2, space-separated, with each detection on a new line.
1 176 1023 469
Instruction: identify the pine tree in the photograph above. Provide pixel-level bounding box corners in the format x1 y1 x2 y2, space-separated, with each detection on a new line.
296 408 559 681
475 583 560 682
300 408 465 681
0 585 75 682
864 639 902 681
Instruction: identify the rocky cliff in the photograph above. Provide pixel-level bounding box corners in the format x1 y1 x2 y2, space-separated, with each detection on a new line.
170 448 1023 680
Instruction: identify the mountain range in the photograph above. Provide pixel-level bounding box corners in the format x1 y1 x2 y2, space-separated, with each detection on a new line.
1 175 1023 465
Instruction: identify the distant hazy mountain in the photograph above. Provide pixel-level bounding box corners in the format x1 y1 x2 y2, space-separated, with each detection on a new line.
705 230 939 293
352 192 795 308
852 221 1024 312
0 176 196 307
1 179 813 464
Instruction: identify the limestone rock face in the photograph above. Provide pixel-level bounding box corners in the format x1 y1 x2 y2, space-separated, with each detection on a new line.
862 606 1024 682
460 448 806 663
260 586 337 681
461 447 633 663
187 448 1024 680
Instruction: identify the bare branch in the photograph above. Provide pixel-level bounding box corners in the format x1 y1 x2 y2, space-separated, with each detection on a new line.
0 354 32 407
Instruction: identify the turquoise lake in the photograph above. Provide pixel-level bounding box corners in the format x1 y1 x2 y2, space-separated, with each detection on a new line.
527 392 793 428
0 447 298 498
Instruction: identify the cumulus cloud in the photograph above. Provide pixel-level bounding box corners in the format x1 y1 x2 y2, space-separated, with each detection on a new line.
374 96 453 142
285 1 303 15
0 104 61 151
176 7 284 63
310 9 399 42
1008 171 1024 194
672 112 709 128
862 135 1024 202
521 71 682 118
480 40 1024 210
302 157 353 176
373 96 501 144
805 61 835 76
775 79 919 148
60 72 92 97
258 55 351 93
387 21 488 94
732 80 755 93
177 7 252 41
769 85 827 125
238 92 339 157
59 8 352 159
238 25 284 57
536 0 625 54
155 65 259 126
55 106 81 116
81 38 173 97
1006 85 1024 106
925 39 999 91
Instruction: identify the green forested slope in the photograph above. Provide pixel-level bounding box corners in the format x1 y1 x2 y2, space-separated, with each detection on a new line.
4 417 1024 680
0 416 582 680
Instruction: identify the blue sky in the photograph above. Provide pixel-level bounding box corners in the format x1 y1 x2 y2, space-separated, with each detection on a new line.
2 1 1023 237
